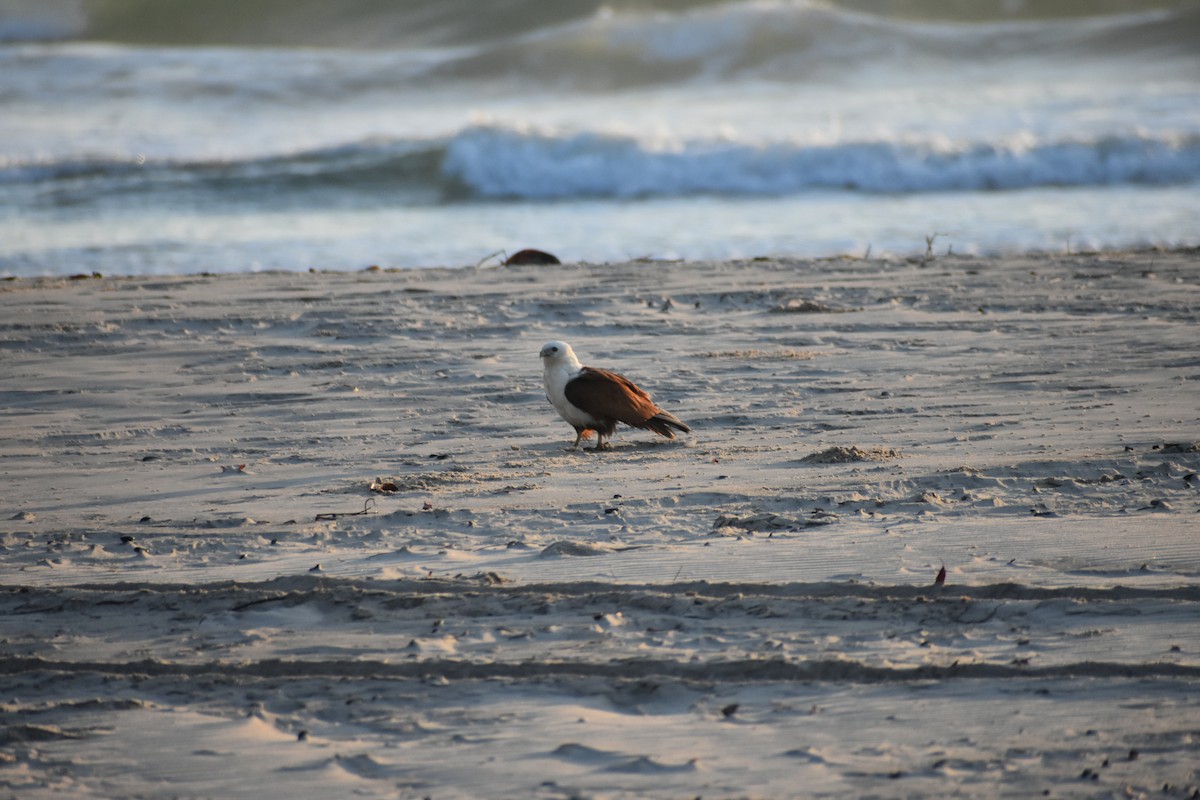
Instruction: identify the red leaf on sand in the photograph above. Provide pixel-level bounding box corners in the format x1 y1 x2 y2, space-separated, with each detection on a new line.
935 564 947 586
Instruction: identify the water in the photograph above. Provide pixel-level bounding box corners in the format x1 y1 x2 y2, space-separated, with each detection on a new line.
2 0 1198 276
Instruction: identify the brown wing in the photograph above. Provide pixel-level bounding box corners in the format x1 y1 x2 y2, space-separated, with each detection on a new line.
564 367 660 426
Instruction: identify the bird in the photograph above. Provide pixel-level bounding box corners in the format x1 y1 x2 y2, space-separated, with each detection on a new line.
539 340 690 451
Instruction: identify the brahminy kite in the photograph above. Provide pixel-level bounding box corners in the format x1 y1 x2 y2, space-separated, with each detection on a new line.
539 340 690 451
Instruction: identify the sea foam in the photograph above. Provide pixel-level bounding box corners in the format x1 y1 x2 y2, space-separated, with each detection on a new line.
443 125 1200 199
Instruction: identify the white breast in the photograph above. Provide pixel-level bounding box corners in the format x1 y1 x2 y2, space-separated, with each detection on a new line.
544 363 596 428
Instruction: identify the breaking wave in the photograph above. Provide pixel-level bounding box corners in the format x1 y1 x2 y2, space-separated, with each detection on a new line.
442 126 1200 198
7 127 1198 204
4 1 1198 91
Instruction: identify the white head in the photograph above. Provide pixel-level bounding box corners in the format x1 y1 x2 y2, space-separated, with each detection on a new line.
539 340 581 369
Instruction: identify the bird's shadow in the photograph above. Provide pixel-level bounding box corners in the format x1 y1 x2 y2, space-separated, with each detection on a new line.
542 438 684 455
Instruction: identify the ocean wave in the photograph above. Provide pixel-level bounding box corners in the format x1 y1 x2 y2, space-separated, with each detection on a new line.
0 141 446 203
442 125 1200 198
428 2 1199 89
8 0 1194 47
3 1 1197 91
6 127 1200 204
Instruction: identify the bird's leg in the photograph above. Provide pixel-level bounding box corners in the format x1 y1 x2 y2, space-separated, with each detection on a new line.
568 428 584 451
593 434 611 452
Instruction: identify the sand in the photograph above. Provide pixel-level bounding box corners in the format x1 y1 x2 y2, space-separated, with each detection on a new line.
2 250 1199 798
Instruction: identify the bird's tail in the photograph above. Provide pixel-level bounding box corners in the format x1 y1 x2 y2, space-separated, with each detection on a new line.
644 410 691 439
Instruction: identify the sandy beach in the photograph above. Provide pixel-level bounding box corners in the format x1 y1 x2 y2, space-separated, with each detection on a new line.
2 250 1199 798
